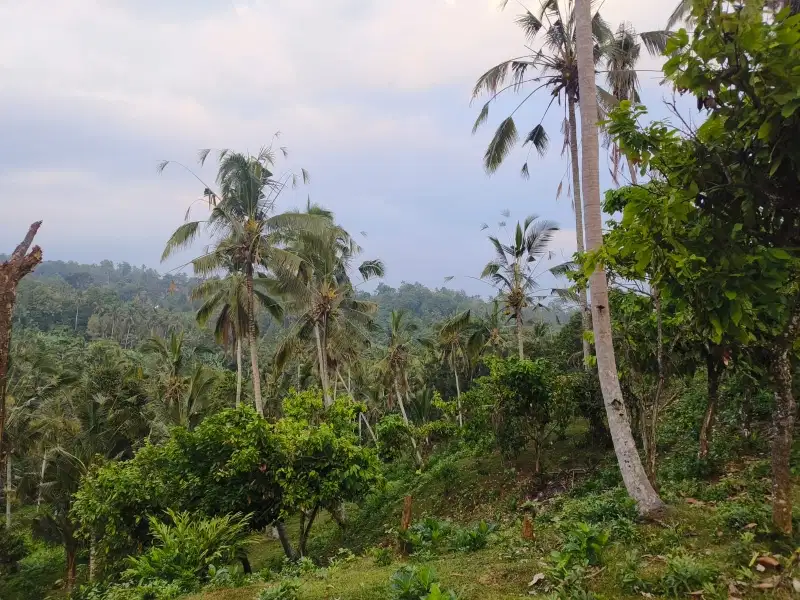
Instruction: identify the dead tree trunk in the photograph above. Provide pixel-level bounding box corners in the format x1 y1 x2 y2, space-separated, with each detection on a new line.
0 222 43 461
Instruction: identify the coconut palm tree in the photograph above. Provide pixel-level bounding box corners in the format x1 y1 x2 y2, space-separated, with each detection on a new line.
480 215 558 359
427 310 473 429
574 0 664 516
471 0 613 366
472 0 666 365
193 269 282 408
273 204 383 407
377 310 423 466
161 146 320 416
467 300 510 361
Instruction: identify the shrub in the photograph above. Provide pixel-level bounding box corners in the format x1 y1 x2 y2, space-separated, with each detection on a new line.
0 527 27 572
257 578 301 600
716 500 771 531
389 565 458 600
452 521 497 552
370 546 393 566
74 580 184 600
376 413 414 463
0 542 64 600
552 522 610 569
551 488 637 539
658 553 718 597
123 510 251 588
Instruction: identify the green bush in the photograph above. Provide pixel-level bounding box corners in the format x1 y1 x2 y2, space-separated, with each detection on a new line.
74 580 184 600
551 522 610 569
716 501 771 532
452 521 497 552
658 553 718 597
370 546 393 566
0 542 64 600
376 413 414 463
257 578 301 600
389 565 458 600
123 510 251 588
0 527 28 572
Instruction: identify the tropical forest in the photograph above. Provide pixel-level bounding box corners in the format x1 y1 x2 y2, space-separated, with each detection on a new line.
3 1 800 599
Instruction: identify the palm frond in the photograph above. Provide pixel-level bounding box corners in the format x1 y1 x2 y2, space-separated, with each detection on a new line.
358 259 385 281
639 30 670 56
666 0 692 30
484 117 519 174
161 221 202 262
515 10 543 41
472 61 513 99
472 102 490 134
522 124 549 157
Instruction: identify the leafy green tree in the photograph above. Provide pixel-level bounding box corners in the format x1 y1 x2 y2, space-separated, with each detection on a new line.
603 0 800 532
480 216 558 359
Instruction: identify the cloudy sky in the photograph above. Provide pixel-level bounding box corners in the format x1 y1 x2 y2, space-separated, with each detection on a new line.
1 0 689 296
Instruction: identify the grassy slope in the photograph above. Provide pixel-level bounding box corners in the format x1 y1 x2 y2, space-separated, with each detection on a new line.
185 429 800 600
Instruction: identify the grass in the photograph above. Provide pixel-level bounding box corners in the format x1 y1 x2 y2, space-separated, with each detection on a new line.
182 433 800 600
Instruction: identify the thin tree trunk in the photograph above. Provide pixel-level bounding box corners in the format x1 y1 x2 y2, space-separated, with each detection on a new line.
568 97 592 368
360 413 378 444
770 346 796 535
74 299 80 331
627 157 638 186
314 323 332 407
453 362 463 428
275 520 297 560
37 450 47 509
575 0 664 516
516 311 524 359
245 272 263 416
395 379 423 466
66 545 77 591
5 455 10 529
698 352 720 460
235 338 242 408
89 536 97 582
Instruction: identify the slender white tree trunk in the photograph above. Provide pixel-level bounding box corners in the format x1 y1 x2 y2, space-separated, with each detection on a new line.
5 454 10 528
395 379 423 466
245 273 263 416
568 96 592 368
516 311 524 359
360 413 378 444
235 338 243 408
314 323 332 406
575 0 664 516
453 362 463 428
37 450 47 508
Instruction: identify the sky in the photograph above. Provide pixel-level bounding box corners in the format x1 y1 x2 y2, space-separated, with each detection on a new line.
0 0 691 296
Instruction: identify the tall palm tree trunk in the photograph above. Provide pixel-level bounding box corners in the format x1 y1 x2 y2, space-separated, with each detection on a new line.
575 0 664 516
515 311 524 359
394 379 423 466
568 96 592 368
452 361 463 428
37 450 47 508
314 323 332 407
245 272 263 416
235 338 243 408
5 454 10 528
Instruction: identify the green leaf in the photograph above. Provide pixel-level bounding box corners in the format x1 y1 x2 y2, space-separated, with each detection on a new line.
730 301 743 326
724 290 737 300
757 120 772 140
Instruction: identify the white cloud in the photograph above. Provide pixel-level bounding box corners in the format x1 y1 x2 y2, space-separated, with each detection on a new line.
0 0 676 146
